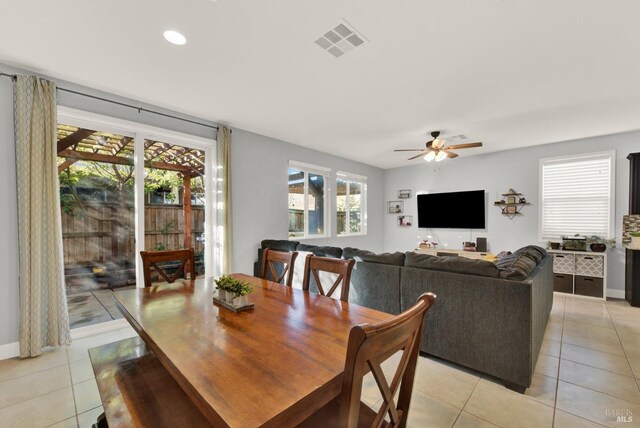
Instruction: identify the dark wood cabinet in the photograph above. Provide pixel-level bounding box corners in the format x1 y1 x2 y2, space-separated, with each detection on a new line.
626 249 640 307
626 153 640 307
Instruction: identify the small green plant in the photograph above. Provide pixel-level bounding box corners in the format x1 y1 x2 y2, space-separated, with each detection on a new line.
630 232 640 238
214 275 253 297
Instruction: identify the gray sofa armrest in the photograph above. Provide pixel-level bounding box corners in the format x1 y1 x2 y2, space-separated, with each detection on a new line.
401 268 535 388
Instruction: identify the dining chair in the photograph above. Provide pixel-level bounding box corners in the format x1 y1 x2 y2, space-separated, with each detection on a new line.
139 248 196 288
260 248 298 287
298 292 437 428
302 255 355 302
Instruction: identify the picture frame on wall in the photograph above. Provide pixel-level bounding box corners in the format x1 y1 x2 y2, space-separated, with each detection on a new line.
506 196 517 204
396 215 413 227
388 201 404 214
397 189 412 199
506 206 517 214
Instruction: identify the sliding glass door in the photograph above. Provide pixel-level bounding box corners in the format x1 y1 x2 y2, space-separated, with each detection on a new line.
57 108 215 329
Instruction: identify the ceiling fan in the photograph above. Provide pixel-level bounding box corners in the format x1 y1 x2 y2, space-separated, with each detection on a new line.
395 131 483 162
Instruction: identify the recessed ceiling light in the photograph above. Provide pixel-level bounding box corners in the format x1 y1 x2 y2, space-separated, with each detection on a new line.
163 30 187 46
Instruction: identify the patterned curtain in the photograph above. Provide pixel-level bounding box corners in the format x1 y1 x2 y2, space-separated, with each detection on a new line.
216 126 233 274
14 75 70 357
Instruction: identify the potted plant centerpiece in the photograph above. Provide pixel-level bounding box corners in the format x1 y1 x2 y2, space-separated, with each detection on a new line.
214 275 253 306
630 232 640 249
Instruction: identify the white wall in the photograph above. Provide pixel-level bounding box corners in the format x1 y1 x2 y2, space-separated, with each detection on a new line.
384 131 640 294
231 128 385 274
0 72 19 346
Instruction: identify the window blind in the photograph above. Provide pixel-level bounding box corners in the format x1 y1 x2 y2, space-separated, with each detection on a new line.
540 152 614 240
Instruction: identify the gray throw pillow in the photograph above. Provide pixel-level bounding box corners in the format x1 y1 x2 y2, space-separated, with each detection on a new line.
514 245 547 263
343 247 406 266
495 252 537 280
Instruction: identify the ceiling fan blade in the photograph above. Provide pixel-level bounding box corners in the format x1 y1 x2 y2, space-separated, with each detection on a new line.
394 149 426 152
446 151 459 158
426 140 434 149
408 151 430 160
445 142 483 150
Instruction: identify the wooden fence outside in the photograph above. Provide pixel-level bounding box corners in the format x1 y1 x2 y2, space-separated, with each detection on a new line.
62 203 204 266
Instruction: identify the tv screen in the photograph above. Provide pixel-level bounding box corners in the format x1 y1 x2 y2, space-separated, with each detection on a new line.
417 190 485 229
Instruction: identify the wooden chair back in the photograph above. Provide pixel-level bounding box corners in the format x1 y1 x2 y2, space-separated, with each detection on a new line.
302 255 355 302
140 248 195 288
339 293 436 428
260 249 298 287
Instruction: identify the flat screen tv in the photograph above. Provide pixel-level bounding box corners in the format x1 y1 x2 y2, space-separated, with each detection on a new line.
417 190 485 229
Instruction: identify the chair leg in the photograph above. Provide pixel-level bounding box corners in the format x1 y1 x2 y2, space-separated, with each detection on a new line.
92 412 109 428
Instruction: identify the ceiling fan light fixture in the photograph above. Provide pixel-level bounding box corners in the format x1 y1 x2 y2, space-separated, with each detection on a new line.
424 151 436 162
435 151 447 162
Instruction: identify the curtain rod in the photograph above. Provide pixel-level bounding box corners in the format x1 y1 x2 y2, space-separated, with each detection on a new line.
0 72 221 132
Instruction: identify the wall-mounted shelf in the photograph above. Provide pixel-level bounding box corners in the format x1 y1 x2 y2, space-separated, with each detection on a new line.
493 188 530 219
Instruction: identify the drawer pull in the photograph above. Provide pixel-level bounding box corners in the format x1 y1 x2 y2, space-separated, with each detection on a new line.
556 255 565 258
584 257 593 260
585 278 594 282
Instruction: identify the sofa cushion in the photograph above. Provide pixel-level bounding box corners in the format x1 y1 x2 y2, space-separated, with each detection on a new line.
495 252 537 280
343 247 405 266
405 251 500 278
261 239 298 252
297 244 343 258
514 245 547 264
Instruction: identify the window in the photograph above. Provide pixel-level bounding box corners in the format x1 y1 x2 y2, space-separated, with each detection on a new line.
539 151 615 240
288 161 329 238
337 172 367 236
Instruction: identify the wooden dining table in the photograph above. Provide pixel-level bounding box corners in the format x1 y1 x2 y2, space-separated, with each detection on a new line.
100 273 392 427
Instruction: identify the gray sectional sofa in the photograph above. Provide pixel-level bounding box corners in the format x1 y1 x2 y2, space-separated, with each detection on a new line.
255 240 553 391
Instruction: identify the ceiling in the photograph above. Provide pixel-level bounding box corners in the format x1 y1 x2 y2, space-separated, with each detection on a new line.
1 0 639 169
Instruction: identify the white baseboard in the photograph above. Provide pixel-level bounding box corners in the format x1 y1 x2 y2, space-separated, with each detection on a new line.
607 289 625 299
0 318 129 361
0 341 19 360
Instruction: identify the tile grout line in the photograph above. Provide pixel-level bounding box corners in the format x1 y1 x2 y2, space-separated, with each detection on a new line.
602 300 640 394
65 345 85 427
550 296 566 428
455 377 506 428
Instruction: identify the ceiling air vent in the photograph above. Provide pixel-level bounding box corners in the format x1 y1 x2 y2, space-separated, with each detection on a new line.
314 20 367 58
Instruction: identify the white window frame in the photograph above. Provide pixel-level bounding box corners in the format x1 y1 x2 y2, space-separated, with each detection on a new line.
288 161 330 239
538 150 615 241
336 171 367 236
57 106 217 285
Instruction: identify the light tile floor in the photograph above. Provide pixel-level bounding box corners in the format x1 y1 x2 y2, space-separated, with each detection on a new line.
0 294 639 427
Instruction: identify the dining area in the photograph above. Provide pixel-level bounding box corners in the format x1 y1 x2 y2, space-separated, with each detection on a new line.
86 248 436 427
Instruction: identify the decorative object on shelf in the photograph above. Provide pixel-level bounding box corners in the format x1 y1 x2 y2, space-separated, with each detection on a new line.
623 214 640 245
586 236 616 252
462 242 476 251
418 239 438 249
396 215 413 227
547 241 561 250
388 201 404 214
214 275 254 311
561 235 587 252
397 189 412 199
493 188 530 219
